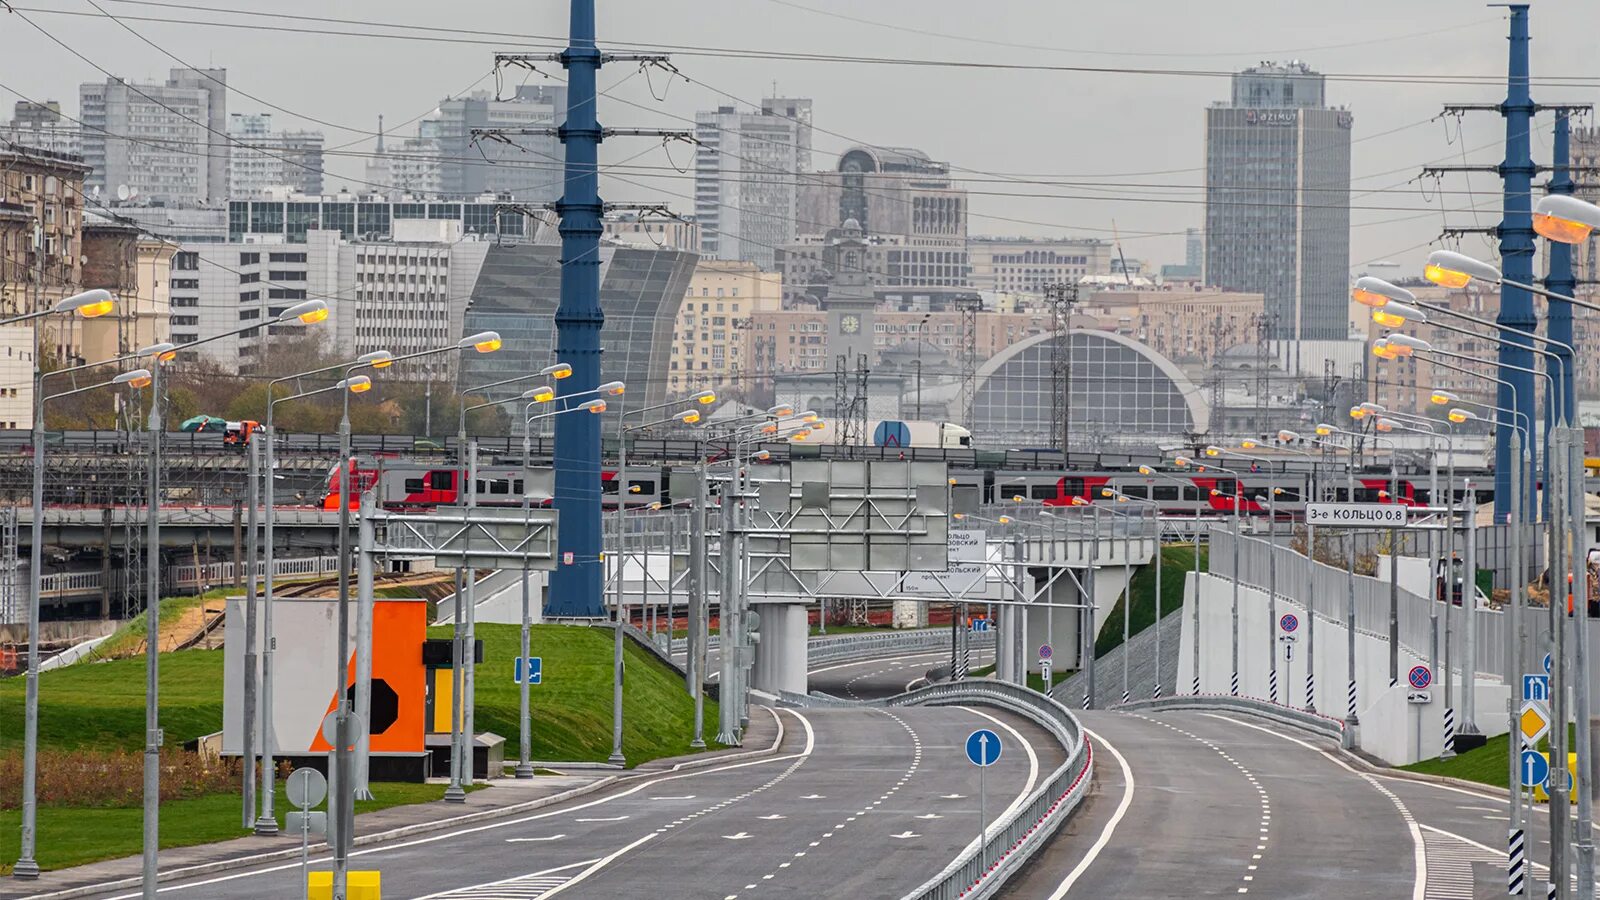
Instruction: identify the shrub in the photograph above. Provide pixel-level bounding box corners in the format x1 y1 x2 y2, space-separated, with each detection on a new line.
0 748 246 808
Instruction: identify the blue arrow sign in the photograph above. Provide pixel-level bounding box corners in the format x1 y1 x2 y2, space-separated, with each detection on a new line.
1545 653 1553 675
965 729 1002 767
1523 674 1550 703
969 618 991 633
1521 749 1550 788
514 656 543 685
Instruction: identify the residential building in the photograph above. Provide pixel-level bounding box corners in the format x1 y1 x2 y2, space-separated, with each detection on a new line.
80 68 229 205
967 236 1112 293
1 101 80 157
361 87 565 201
1074 285 1265 366
671 260 783 395
80 215 175 364
227 113 325 197
1205 61 1352 341
0 146 92 427
759 97 814 173
695 102 808 269
458 243 697 429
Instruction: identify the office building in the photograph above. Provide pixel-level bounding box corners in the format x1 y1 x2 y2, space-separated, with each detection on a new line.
1205 61 1351 341
458 243 697 429
169 224 491 376
226 194 532 242
967 236 1112 293
694 102 809 269
605 216 701 252
1 101 80 157
227 113 325 197
80 68 229 205
362 87 565 201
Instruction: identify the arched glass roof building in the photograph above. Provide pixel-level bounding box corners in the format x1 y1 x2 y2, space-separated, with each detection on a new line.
971 330 1209 448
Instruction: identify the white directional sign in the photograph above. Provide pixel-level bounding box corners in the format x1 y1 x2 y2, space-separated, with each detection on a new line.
1306 503 1409 528
904 529 986 597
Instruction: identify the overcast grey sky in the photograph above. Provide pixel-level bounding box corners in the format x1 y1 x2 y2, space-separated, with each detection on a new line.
3 0 1596 273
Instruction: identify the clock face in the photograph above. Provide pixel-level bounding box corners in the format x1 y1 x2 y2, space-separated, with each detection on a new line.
840 314 861 335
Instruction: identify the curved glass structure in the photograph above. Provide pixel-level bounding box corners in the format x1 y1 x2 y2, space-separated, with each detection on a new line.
972 330 1206 448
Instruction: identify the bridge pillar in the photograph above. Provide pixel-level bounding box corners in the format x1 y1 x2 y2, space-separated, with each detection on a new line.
750 601 807 695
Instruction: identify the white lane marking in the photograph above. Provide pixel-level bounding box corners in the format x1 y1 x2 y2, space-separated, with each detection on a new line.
111 707 811 898
1202 714 1426 900
505 834 566 843
722 832 753 840
649 795 696 801
1045 727 1135 899
412 858 597 900
940 793 966 799
889 831 920 839
800 793 825 800
574 816 629 823
757 814 787 820
535 833 659 899
916 813 943 820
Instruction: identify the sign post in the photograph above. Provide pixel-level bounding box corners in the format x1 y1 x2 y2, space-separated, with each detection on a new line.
965 728 1002 871
285 767 328 900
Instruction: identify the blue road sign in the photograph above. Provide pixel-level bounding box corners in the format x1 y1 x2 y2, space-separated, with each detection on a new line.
1545 653 1553 675
1523 674 1550 703
965 729 1003 767
969 618 991 633
1407 665 1432 691
1521 749 1550 788
1279 613 1299 633
514 656 543 685
1039 644 1053 661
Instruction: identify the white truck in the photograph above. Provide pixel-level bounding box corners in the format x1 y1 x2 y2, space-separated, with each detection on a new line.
870 419 973 449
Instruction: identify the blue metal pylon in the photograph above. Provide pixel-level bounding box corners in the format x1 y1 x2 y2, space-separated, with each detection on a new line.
547 0 607 617
1494 3 1538 522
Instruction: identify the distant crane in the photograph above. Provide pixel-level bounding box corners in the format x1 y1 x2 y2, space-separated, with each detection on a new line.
1111 219 1133 286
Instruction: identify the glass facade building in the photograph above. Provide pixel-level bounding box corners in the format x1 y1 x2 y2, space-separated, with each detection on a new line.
458 243 698 433
971 331 1207 448
227 197 529 242
1205 62 1351 341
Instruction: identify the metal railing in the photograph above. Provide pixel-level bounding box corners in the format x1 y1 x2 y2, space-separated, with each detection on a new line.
779 679 1091 900
35 553 343 597
1210 529 1509 682
807 627 996 665
1117 694 1346 743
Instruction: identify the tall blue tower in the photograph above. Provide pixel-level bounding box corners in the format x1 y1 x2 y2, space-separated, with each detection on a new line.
1494 4 1537 522
547 0 607 617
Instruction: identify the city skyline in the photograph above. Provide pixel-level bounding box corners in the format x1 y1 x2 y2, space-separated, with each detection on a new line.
1 1 1595 274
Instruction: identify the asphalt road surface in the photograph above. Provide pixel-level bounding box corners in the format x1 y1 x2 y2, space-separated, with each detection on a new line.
74 701 1062 900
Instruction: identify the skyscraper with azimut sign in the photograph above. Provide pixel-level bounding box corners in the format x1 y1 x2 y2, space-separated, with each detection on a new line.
1204 61 1352 342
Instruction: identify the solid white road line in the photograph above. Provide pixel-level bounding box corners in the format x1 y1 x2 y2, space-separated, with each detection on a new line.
1045 727 1135 899
1201 714 1426 900
411 858 598 900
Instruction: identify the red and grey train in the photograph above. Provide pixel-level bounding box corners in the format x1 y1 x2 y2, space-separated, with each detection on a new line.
320 458 1482 517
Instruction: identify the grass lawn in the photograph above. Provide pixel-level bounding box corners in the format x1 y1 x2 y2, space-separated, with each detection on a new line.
0 781 479 874
963 663 1072 692
426 622 722 764
1403 725 1576 789
1096 544 1205 657
1 622 714 873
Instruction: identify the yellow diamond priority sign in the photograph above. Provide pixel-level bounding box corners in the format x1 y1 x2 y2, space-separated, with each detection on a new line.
1520 701 1551 747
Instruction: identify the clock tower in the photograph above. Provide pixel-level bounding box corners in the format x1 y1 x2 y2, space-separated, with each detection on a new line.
824 218 877 365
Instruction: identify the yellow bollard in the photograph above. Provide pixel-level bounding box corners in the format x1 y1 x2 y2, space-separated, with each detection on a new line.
308 871 381 899
1533 753 1578 805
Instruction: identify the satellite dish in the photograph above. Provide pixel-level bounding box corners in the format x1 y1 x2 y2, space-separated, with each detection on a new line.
127 187 139 201
115 184 130 202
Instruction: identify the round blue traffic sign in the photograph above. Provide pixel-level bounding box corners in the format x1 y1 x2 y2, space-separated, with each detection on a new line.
965 729 1003 767
1520 748 1550 788
1408 665 1432 690
1038 644 1053 661
1279 614 1299 634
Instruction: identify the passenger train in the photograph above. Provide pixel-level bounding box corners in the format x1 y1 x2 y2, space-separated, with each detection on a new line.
320 457 1493 518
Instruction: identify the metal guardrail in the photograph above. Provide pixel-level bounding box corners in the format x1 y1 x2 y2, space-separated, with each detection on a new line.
779 679 1091 900
1115 693 1348 743
806 627 996 665
36 553 343 597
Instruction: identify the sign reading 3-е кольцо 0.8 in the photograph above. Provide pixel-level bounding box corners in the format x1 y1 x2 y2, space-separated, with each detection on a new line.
1304 503 1409 528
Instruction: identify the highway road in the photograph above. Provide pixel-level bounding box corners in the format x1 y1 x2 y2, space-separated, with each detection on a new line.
72 699 1060 900
999 708 1569 899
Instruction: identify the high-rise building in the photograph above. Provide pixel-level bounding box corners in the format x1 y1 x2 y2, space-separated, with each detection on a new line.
227 113 325 197
80 68 229 205
1 101 80 157
670 259 783 395
694 102 809 269
1204 61 1351 341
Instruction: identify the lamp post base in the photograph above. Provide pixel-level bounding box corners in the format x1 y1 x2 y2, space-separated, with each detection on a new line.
11 859 40 880
606 751 627 767
514 764 536 780
253 816 280 836
443 785 467 803
690 738 706 750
